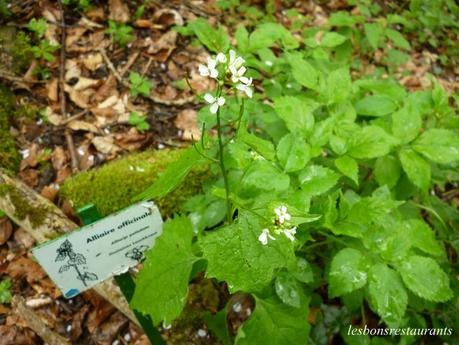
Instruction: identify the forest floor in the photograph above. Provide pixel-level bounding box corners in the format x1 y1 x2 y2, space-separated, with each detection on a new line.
0 0 457 344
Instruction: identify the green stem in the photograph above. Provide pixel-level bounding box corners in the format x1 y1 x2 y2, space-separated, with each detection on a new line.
216 106 232 224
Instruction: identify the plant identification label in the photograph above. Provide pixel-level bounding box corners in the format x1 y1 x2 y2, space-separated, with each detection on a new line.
32 202 163 298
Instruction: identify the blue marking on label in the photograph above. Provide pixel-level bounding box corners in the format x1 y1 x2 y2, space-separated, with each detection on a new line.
64 288 80 298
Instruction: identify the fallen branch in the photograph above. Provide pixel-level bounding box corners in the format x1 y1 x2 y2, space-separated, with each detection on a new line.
14 295 72 345
0 171 139 327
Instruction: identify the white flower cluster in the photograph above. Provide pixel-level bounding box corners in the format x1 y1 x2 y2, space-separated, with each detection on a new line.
198 50 253 114
258 205 297 245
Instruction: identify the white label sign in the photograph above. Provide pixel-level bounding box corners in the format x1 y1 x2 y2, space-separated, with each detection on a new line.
32 202 163 298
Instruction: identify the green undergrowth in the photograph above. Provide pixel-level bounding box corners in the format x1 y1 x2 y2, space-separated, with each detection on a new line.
0 84 20 174
60 149 212 217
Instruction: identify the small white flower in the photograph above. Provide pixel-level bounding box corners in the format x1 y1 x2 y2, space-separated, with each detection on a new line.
286 83 292 89
283 227 297 241
216 52 227 63
228 50 245 70
258 228 275 245
204 94 225 114
265 60 273 67
274 205 291 224
236 82 253 98
230 65 250 84
198 57 218 79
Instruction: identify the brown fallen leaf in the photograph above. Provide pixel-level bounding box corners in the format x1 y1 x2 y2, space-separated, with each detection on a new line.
84 291 116 333
0 325 37 345
46 78 59 102
152 8 184 28
108 0 130 23
14 228 36 249
81 52 103 71
92 312 129 345
92 136 121 155
41 185 59 203
51 146 68 171
67 120 99 133
0 217 13 245
7 257 45 283
175 109 200 141
17 169 40 188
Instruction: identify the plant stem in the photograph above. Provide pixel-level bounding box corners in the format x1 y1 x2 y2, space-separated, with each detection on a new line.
72 264 87 287
215 86 232 223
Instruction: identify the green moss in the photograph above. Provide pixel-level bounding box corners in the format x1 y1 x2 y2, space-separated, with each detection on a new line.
0 184 50 228
60 149 212 217
0 84 20 174
9 31 33 73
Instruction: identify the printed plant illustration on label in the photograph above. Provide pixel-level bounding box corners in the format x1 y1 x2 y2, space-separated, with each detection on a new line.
55 239 98 287
125 245 149 262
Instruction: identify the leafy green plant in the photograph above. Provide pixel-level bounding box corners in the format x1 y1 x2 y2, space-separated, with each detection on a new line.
129 72 152 97
0 0 11 17
62 0 92 12
129 112 150 132
27 18 48 38
128 16 459 345
30 40 59 62
106 20 134 47
0 279 12 304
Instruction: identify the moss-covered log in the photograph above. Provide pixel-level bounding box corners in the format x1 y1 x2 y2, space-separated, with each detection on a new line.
60 148 212 217
0 170 139 326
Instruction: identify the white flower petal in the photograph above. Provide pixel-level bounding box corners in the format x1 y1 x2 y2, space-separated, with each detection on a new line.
207 57 217 69
204 93 215 104
209 68 219 79
217 97 226 106
210 102 219 114
216 52 227 63
198 64 209 76
245 87 253 98
238 66 247 76
258 230 268 245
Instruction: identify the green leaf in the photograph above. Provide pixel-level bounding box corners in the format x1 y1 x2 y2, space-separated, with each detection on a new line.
0 279 12 304
273 96 317 136
329 248 369 298
241 160 290 194
347 126 394 159
275 271 302 308
364 23 383 50
355 96 398 116
240 131 276 161
402 220 444 257
286 53 318 90
399 149 430 191
412 129 459 164
235 296 310 345
320 32 347 47
201 216 295 293
134 147 202 201
374 155 401 188
290 258 314 284
27 18 48 38
397 255 452 302
235 25 249 53
249 23 297 51
335 155 358 184
367 264 407 327
187 18 230 53
326 68 352 104
131 217 198 325
385 28 411 50
299 165 340 196
277 134 310 172
391 105 422 144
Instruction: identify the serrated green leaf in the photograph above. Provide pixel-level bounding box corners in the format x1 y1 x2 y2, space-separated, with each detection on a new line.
286 53 318 90
364 23 383 50
201 216 295 293
399 149 431 191
355 96 398 116
402 220 444 257
235 296 310 345
188 18 230 53
335 155 358 184
291 258 314 284
329 248 369 298
299 165 340 196
277 134 310 172
0 279 12 304
249 23 297 51
131 217 198 325
412 129 459 164
367 264 407 327
240 131 276 161
385 28 411 50
397 255 452 302
320 32 347 47
326 68 352 104
275 271 302 308
347 126 394 159
374 155 401 188
241 160 290 194
273 96 317 136
391 105 422 144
